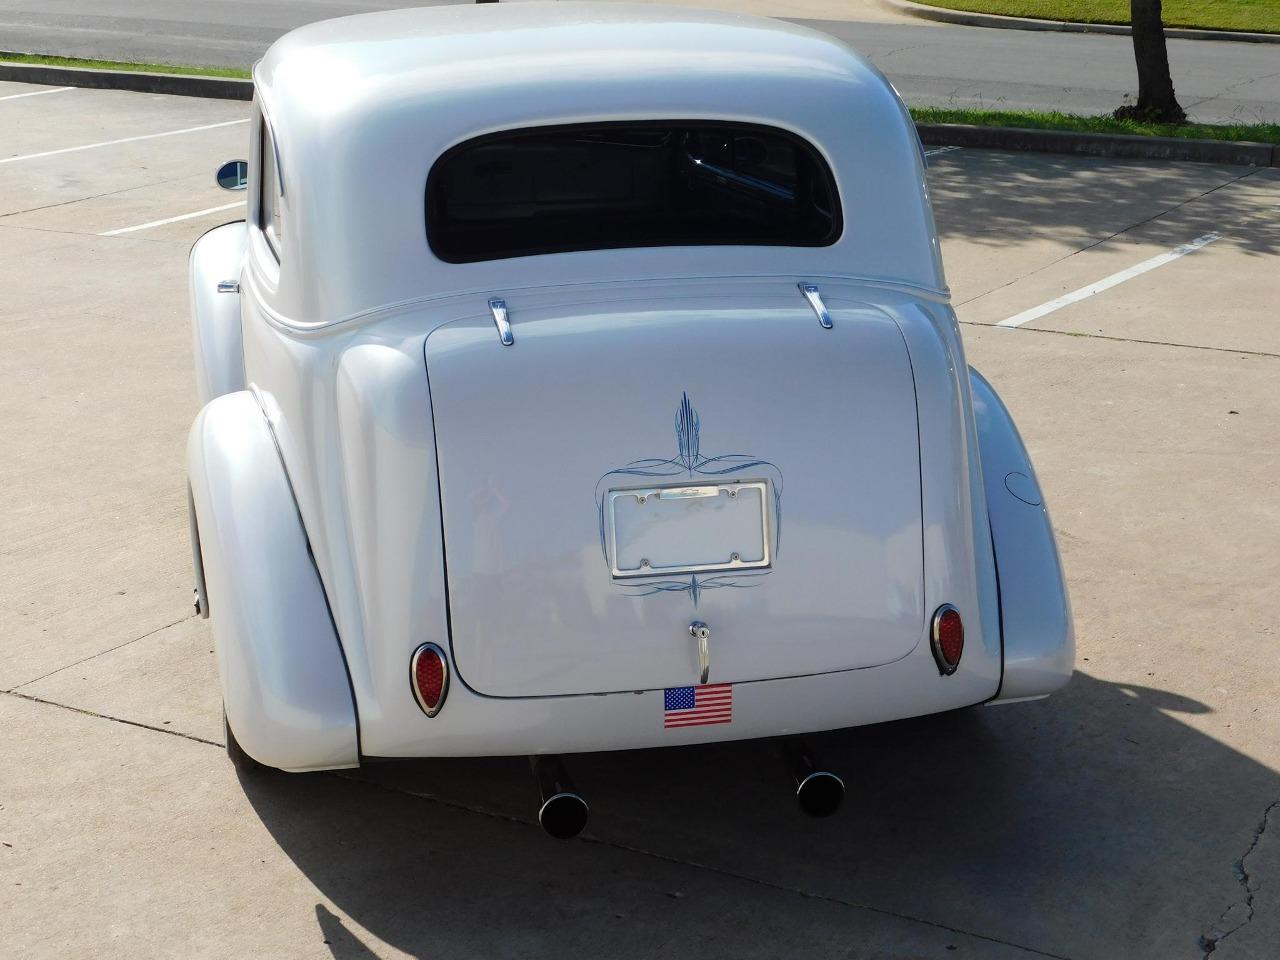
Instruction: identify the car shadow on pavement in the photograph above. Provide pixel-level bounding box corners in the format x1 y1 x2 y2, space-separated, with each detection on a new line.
238 672 1277 959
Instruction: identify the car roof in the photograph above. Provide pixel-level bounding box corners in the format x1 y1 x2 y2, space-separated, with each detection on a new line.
259 3 874 99
252 2 943 329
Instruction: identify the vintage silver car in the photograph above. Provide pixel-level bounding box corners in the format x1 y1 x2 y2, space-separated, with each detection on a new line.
187 3 1072 837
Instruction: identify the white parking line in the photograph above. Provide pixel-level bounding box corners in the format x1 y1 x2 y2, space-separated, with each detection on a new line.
100 201 246 237
0 118 249 165
0 86 75 102
997 232 1223 329
925 145 961 157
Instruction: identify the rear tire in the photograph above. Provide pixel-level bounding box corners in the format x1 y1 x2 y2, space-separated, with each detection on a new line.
224 708 268 775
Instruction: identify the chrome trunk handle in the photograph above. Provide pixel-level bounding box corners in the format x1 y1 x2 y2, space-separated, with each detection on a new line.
690 621 711 685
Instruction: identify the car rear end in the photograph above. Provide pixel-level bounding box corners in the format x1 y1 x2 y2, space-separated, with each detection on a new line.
324 279 1003 759
210 7 1068 788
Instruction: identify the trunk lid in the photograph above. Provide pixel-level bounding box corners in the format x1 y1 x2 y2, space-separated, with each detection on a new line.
425 296 923 697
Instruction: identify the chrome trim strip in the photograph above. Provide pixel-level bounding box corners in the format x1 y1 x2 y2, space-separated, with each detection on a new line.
799 282 833 329
187 485 209 620
251 274 951 336
252 71 286 201
410 642 451 717
488 297 514 346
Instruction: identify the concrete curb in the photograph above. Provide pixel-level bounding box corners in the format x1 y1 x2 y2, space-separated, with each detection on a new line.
918 123 1279 167
3 60 1276 168
0 59 251 100
882 0 1280 44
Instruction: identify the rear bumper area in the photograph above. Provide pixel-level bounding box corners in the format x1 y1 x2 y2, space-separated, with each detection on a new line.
365 634 1000 758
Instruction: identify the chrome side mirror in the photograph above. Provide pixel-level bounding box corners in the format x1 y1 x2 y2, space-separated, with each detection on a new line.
216 160 249 191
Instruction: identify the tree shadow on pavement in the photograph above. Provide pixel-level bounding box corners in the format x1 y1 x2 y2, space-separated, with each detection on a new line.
927 152 1280 260
240 671 1278 959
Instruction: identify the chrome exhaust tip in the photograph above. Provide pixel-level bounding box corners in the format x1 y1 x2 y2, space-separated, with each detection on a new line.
531 755 590 839
785 741 845 818
538 791 590 840
796 770 845 818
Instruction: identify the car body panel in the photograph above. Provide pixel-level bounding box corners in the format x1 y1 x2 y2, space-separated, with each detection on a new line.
235 281 1004 759
187 390 359 771
970 369 1075 701
185 3 1070 770
189 222 247 406
425 297 924 697
363 629 1000 758
247 2 943 329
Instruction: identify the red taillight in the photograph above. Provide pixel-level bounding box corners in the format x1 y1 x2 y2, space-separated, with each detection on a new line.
931 605 963 675
411 643 449 717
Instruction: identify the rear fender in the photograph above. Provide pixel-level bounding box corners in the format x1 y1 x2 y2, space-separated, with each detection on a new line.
970 368 1075 701
190 222 248 406
187 389 359 771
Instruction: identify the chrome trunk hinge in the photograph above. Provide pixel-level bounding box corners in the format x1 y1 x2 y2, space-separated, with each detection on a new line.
489 298 514 346
799 283 832 329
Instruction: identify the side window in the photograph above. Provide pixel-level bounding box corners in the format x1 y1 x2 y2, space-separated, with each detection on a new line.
260 120 283 257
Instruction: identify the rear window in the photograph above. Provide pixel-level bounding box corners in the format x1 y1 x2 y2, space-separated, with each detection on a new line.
426 121 841 263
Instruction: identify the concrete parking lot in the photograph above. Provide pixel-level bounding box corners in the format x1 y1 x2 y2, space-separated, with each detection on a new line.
2 81 1279 959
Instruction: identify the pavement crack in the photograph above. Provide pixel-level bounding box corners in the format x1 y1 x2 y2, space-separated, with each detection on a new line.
335 773 1070 959
960 321 1280 359
0 175 187 222
0 689 1073 959
0 696 1071 958
1183 70 1280 110
7 612 198 692
1199 799 1280 957
1 688 221 748
0 221 180 244
581 835 1072 959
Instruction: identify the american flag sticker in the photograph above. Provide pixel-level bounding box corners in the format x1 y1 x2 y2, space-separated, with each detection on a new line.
663 684 733 728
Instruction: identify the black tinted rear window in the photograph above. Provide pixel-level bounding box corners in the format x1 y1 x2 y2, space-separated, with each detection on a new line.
426 122 841 263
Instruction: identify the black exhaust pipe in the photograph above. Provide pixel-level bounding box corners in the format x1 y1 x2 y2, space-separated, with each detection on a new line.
530 755 589 839
784 741 845 818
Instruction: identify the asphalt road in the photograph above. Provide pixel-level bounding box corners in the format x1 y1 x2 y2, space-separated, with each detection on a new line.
1 0 1278 123
2 78 1279 958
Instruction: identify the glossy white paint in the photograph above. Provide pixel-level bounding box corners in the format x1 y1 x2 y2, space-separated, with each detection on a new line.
188 222 247 405
187 390 358 771
232 279 1008 760
186 3 1070 769
249 3 943 329
969 370 1076 701
361 629 1000 758
426 297 924 697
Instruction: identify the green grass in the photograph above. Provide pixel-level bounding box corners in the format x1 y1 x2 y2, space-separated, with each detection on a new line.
0 51 250 79
914 0 1280 33
911 107 1280 144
